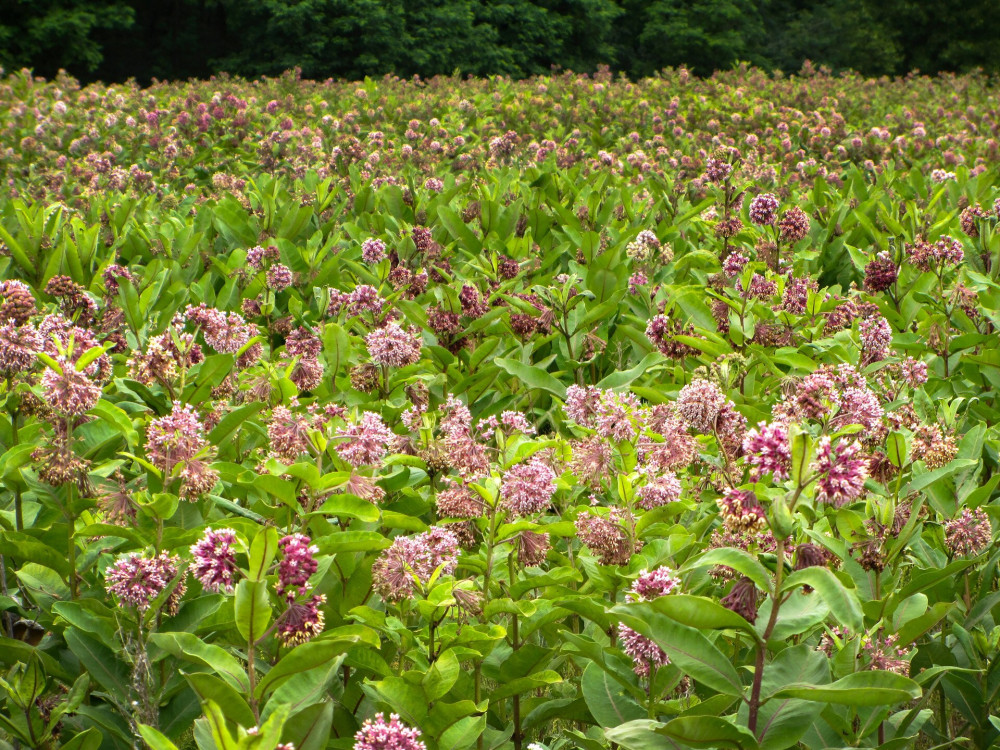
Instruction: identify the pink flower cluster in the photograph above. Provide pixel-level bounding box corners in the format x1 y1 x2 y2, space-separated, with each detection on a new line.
372 527 459 601
501 459 557 516
353 713 426 750
190 528 239 593
105 552 185 614
618 567 680 677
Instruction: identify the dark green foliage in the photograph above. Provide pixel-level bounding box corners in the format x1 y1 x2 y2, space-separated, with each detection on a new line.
1 0 999 83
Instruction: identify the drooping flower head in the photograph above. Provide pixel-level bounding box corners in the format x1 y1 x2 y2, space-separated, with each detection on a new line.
618 566 680 677
278 594 326 646
576 508 636 566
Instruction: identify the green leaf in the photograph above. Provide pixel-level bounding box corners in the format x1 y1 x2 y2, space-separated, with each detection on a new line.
254 636 359 699
314 494 380 522
0 531 71 577
768 671 921 706
248 526 279 581
683 548 772 594
234 579 271 643
495 357 568 399
643 595 762 641
64 629 130 696
780 568 862 632
657 716 760 749
59 728 105 750
886 431 908 468
581 662 646 728
150 632 249 692
423 648 461 702
183 672 256 728
487 670 562 703
613 606 744 697
138 725 180 750
314 531 391 554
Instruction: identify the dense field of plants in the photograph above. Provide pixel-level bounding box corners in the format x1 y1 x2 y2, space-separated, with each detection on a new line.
1 64 1000 750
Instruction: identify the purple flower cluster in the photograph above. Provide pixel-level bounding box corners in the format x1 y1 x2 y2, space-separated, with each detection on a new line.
353 713 426 750
190 528 239 593
748 193 779 226
618 566 680 677
365 322 422 368
372 527 459 601
742 421 791 480
336 411 396 467
813 437 868 506
500 459 557 516
105 552 185 614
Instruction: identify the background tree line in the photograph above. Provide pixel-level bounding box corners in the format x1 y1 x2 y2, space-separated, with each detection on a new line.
1 0 998 84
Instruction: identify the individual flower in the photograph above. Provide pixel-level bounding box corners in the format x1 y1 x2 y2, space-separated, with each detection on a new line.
944 508 991 557
105 552 185 614
676 378 726 432
189 528 239 593
353 713 426 750
748 193 779 226
276 533 319 600
813 437 868 507
501 459 557 516
365 323 422 368
743 421 791 480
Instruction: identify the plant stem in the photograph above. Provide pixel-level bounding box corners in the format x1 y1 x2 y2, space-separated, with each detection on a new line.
747 538 785 735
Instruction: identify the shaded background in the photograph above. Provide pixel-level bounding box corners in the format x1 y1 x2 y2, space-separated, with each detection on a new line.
1 0 998 84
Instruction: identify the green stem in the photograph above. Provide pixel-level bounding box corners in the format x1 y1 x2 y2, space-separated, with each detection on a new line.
747 538 786 735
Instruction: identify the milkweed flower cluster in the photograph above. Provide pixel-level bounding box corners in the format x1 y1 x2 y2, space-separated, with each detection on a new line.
336 410 396 467
813 437 868 506
190 528 239 593
353 713 426 750
944 508 992 557
146 401 219 499
361 237 387 264
748 193 779 225
372 527 459 601
274 533 326 646
41 360 102 416
365 322 422 367
743 421 791 480
501 459 557 516
618 567 680 677
576 507 636 566
105 552 185 614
